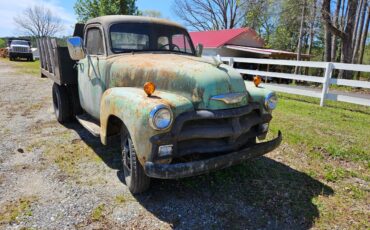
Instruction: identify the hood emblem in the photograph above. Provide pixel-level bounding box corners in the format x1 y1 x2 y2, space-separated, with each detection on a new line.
211 93 247 104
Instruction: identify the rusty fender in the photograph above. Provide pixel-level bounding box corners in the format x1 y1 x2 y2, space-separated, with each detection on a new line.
100 87 193 165
145 131 282 179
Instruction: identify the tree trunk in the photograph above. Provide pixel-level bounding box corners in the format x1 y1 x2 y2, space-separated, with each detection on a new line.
341 0 360 79
356 5 370 79
352 0 367 63
295 0 307 75
305 0 317 75
322 0 332 62
352 0 364 49
331 0 342 62
323 0 359 79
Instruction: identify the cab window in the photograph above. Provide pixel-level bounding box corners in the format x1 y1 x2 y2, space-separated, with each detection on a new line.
85 28 104 55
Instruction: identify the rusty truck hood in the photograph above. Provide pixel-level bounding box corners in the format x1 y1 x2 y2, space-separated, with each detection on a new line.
106 53 248 109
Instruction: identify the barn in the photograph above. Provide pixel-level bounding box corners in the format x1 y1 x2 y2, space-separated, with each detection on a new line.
189 28 310 60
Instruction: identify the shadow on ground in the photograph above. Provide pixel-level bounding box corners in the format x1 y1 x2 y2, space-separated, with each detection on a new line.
67 122 333 229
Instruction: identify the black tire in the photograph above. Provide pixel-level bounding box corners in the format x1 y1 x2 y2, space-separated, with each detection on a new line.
52 83 71 123
121 126 150 194
67 85 83 116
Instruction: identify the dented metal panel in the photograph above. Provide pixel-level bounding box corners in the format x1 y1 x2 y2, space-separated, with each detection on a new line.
100 87 194 164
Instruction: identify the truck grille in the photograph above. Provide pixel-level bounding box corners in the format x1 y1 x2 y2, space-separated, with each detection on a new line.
151 103 272 162
12 47 29 53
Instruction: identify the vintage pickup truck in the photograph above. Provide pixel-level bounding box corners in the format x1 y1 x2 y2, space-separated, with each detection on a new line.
37 15 282 194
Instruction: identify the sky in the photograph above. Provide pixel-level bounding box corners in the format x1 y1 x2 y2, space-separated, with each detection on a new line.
0 0 177 37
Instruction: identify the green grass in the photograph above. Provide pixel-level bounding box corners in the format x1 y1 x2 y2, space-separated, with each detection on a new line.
269 93 370 164
178 93 370 228
262 93 369 227
0 197 36 224
0 58 40 76
91 204 105 221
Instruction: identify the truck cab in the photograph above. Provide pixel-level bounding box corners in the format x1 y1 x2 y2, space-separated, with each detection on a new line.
8 39 33 61
38 15 281 194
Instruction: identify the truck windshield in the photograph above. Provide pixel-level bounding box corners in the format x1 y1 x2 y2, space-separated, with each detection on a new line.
110 23 195 55
11 40 29 46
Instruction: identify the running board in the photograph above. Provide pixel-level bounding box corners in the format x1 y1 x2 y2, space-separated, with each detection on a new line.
76 114 100 137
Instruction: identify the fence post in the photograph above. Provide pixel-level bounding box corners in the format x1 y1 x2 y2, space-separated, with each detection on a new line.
229 57 234 67
320 62 333 107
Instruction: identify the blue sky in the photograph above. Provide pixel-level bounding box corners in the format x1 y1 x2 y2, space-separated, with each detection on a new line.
0 0 177 37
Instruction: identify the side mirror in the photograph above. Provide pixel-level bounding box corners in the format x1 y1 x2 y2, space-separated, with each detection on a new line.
196 43 203 57
67 37 85 60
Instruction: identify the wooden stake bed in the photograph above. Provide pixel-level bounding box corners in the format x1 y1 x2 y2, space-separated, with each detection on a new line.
36 37 78 85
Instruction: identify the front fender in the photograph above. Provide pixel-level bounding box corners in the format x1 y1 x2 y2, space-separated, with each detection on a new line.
100 87 193 164
244 81 275 113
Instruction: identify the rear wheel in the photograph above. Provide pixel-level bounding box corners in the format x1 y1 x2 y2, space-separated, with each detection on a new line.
52 83 71 123
121 126 150 194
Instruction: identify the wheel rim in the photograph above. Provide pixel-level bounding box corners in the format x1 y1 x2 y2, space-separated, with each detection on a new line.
122 137 132 174
52 89 59 116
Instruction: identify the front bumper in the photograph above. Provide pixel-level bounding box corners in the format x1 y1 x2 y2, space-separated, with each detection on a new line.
9 52 33 58
145 131 282 179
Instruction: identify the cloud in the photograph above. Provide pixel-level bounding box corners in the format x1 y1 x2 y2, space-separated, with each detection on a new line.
0 0 76 37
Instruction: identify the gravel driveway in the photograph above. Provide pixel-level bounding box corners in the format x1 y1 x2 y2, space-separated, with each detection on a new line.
0 60 332 230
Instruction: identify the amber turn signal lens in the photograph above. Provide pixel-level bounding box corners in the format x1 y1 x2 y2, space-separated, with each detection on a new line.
144 82 156 96
253 76 262 87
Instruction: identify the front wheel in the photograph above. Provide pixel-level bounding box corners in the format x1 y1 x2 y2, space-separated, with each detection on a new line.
121 126 150 194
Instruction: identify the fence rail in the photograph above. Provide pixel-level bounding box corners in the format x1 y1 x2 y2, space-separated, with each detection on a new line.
214 56 370 107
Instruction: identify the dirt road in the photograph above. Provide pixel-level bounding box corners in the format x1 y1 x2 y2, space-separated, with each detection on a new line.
0 60 332 229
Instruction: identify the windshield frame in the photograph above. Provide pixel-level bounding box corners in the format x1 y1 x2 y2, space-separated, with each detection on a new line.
108 22 196 56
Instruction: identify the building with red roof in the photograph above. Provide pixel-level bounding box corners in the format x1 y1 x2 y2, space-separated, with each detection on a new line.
189 28 310 59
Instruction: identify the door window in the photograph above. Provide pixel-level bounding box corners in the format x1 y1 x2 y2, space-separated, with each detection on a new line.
86 28 104 55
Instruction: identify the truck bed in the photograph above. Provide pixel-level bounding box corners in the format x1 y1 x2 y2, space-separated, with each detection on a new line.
36 38 77 85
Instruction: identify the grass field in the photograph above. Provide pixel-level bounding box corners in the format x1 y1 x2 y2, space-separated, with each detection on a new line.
1 57 369 228
180 93 369 228
1 58 40 76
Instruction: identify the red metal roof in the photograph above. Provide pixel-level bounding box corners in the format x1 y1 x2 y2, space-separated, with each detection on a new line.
189 28 262 48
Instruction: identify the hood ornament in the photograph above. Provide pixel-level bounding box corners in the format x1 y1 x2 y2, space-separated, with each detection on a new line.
211 93 247 104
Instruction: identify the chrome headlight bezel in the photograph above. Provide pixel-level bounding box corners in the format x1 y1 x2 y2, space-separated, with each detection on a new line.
265 92 278 110
149 104 173 130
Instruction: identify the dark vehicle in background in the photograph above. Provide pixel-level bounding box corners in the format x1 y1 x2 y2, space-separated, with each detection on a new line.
8 38 33 61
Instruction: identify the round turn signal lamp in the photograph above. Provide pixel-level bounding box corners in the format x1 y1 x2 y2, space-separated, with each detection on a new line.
144 82 156 97
253 75 262 87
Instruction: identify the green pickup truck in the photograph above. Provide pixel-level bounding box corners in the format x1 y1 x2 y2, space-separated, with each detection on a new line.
38 15 282 194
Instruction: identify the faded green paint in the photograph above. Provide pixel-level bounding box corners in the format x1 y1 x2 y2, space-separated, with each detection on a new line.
244 81 276 113
105 53 248 110
73 19 277 165
95 54 276 161
100 87 193 164
78 56 108 119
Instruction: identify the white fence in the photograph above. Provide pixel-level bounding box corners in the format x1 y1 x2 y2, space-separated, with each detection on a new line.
215 56 370 107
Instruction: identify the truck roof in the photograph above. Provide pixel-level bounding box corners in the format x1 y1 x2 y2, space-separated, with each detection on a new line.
86 15 186 30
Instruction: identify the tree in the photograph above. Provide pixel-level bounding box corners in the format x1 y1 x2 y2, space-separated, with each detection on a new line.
243 0 279 46
172 0 245 31
322 0 332 62
269 0 305 51
295 0 307 74
13 6 63 37
74 0 139 23
0 38 6 48
352 0 368 63
322 0 359 78
331 0 341 62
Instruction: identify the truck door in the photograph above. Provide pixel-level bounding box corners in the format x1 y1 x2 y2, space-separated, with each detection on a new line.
78 26 107 120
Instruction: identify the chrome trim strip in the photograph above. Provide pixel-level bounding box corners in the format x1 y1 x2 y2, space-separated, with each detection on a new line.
210 93 247 104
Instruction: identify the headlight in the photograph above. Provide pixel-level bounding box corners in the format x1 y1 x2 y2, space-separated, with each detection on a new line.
265 92 277 110
149 105 173 130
